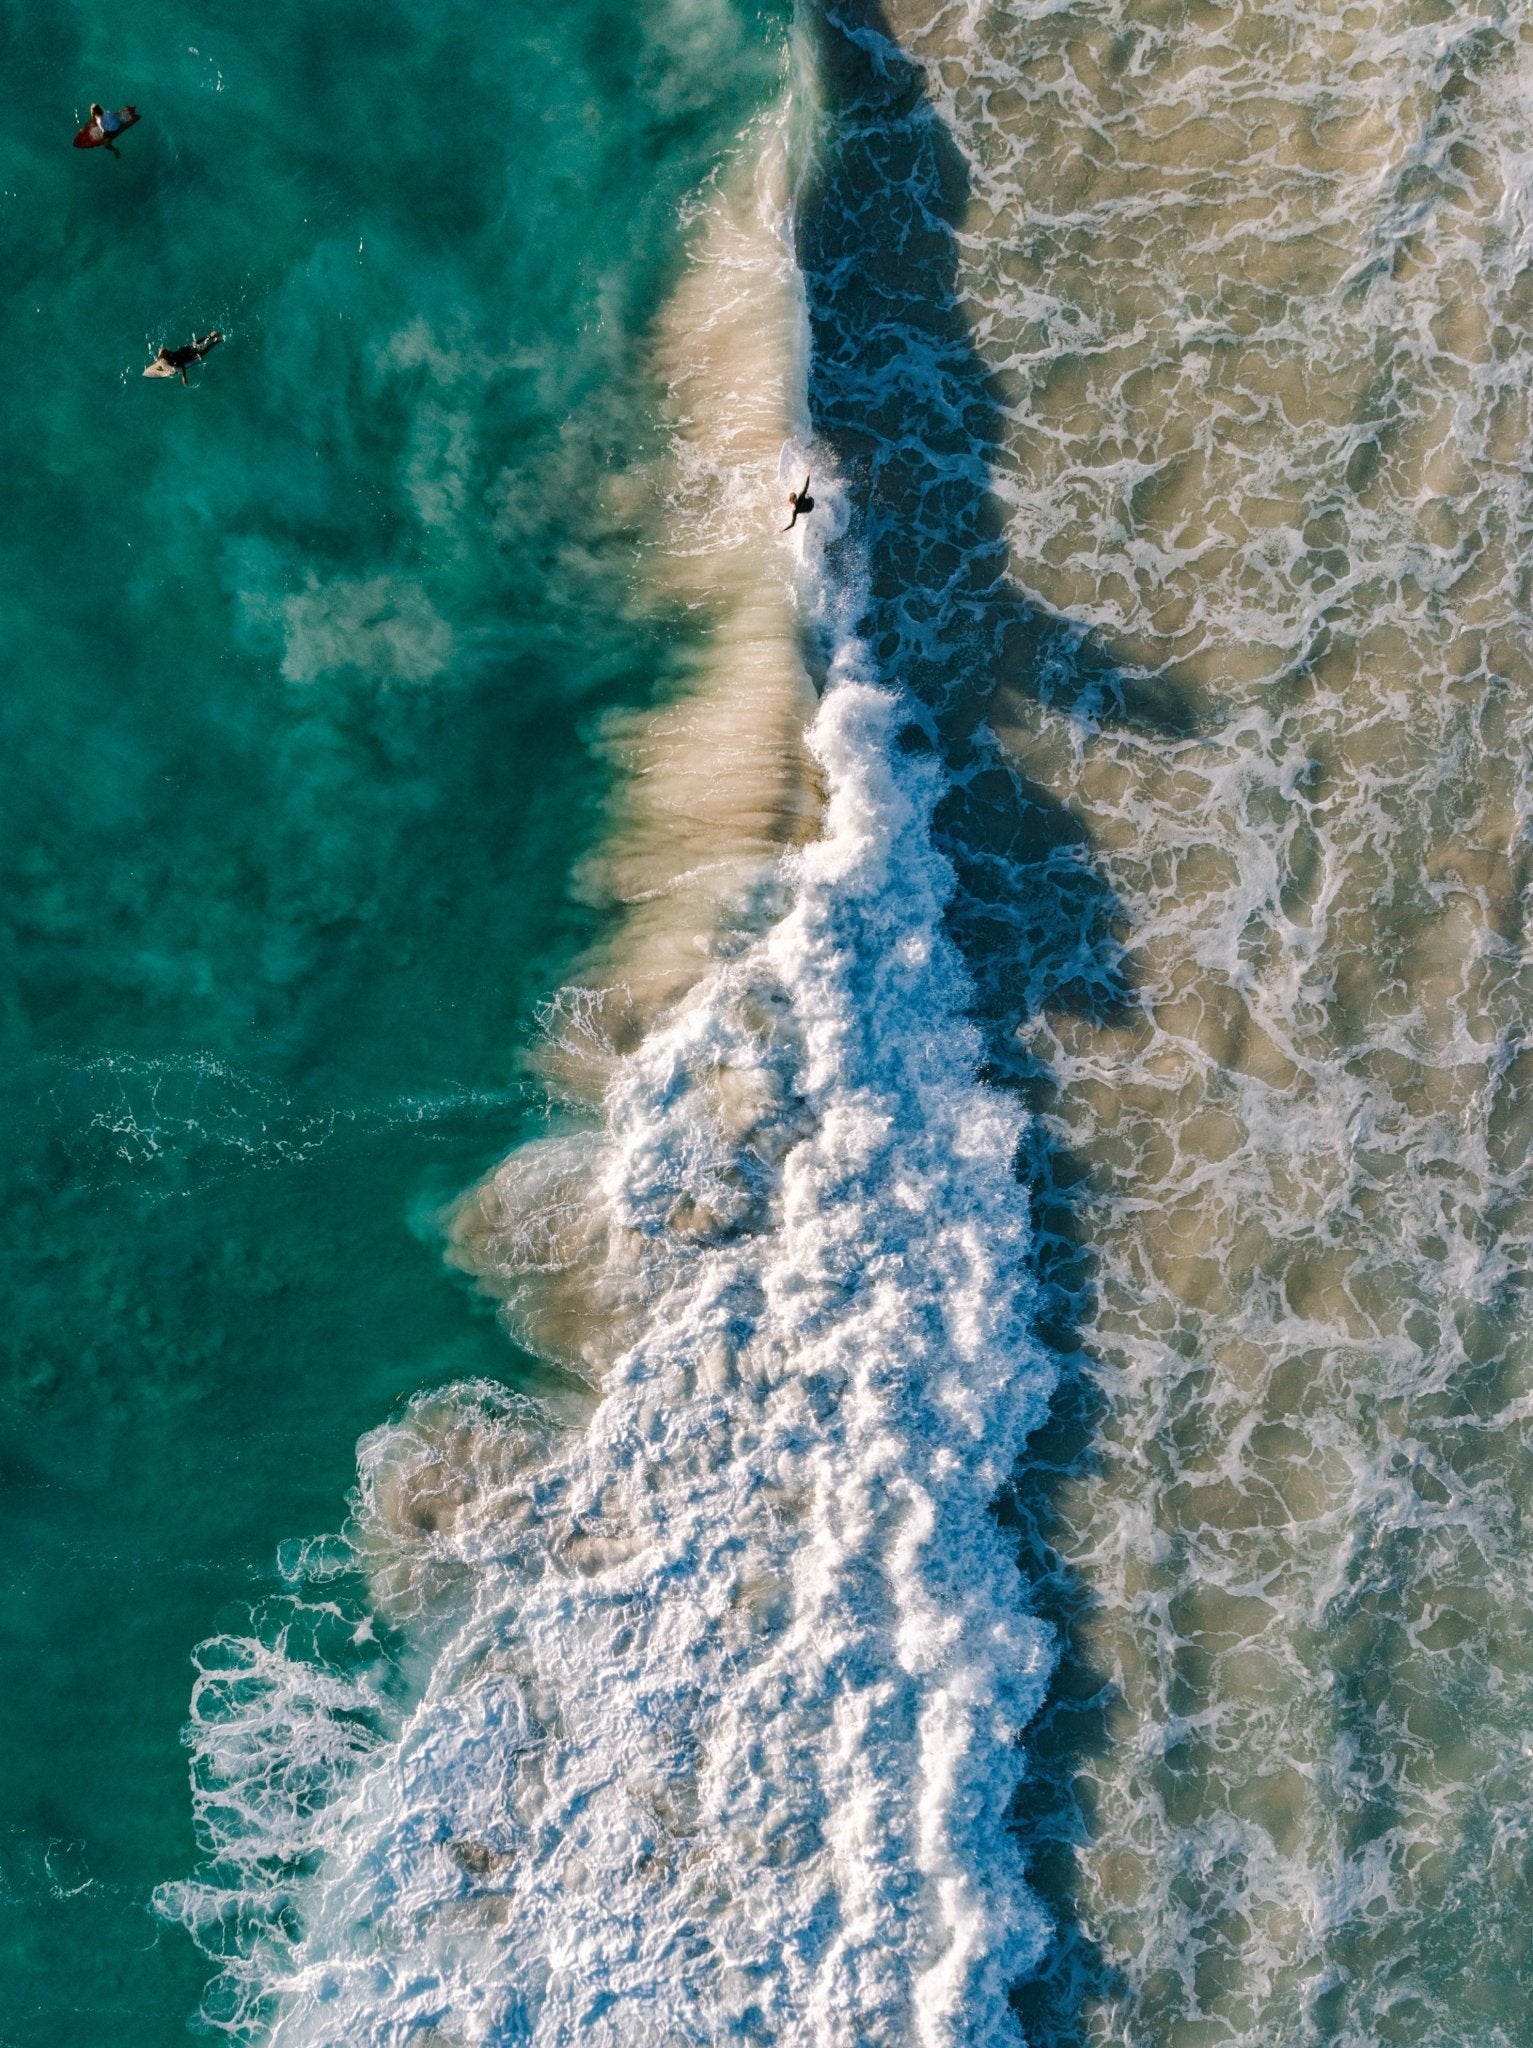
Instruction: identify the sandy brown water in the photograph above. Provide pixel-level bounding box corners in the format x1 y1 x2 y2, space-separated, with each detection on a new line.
797 0 1533 2038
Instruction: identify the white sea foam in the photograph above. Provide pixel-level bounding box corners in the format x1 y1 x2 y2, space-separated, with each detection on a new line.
160 670 1057 2046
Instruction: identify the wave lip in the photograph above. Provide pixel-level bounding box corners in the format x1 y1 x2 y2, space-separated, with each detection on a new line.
757 672 1057 2042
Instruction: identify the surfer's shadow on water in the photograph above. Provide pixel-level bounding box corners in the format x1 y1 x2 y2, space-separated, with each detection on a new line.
794 0 1200 2029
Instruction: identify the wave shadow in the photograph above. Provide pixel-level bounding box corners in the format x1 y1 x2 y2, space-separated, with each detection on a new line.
791 2 1195 2032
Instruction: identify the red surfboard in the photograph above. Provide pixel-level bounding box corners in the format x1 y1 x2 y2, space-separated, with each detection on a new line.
73 107 139 149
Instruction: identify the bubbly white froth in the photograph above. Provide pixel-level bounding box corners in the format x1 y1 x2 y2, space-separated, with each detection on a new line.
160 674 1057 2046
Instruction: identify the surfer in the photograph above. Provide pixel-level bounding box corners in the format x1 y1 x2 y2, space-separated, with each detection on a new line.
781 476 815 531
78 103 139 154
144 332 224 384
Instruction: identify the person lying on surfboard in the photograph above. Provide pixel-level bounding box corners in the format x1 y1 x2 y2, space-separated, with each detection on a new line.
75 104 139 153
781 476 815 531
144 332 224 384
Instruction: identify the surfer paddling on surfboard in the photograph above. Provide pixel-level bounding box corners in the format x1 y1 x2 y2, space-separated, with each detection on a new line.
145 332 224 385
781 476 815 531
74 104 139 153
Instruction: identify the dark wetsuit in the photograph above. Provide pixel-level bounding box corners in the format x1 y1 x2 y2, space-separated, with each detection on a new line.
783 476 815 530
153 332 224 383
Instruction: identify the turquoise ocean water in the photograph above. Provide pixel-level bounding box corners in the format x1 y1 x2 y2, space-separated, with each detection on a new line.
12 0 1533 2041
0 1 785 2038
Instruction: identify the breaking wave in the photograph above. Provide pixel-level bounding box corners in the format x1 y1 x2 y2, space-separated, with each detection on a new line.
158 38 1060 2046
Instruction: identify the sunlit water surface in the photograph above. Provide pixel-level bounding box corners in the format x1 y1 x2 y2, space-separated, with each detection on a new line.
8 0 1533 2043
